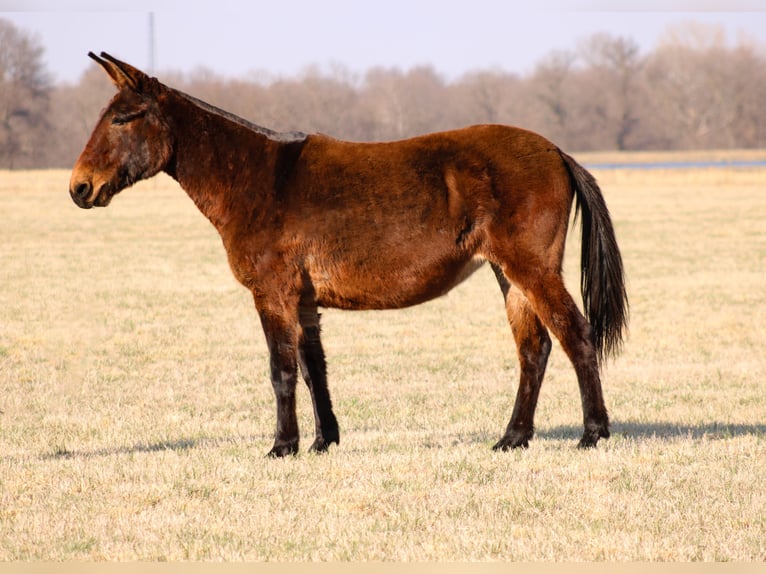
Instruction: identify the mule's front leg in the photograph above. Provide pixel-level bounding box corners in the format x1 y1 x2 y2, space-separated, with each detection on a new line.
268 352 300 457
257 307 301 457
298 304 339 453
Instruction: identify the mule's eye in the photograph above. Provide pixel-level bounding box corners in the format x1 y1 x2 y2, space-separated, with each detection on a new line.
112 110 146 125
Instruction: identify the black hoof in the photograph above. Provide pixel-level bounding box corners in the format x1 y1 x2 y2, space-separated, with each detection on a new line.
577 424 610 449
267 441 299 458
308 428 340 454
308 437 331 453
492 429 533 451
577 436 598 449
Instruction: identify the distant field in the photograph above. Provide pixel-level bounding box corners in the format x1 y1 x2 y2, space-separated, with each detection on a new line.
1 155 764 560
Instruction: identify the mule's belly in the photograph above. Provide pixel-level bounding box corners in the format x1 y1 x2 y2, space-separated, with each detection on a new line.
311 254 485 310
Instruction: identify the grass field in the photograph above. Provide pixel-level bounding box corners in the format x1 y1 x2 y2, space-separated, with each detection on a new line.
1 155 765 560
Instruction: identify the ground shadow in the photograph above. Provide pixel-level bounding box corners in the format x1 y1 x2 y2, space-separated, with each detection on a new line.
37 434 271 461
537 420 766 442
31 421 766 462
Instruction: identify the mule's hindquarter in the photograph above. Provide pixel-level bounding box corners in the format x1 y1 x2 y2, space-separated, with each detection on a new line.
252 124 573 312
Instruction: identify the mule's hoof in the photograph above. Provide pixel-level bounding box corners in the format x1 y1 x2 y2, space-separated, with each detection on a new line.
267 442 299 458
577 426 610 449
577 436 598 449
492 430 532 451
308 437 333 454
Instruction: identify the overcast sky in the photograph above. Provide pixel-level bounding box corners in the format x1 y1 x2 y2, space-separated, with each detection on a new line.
3 1 766 85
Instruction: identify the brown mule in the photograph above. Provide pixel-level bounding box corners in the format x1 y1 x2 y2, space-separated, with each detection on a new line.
70 52 628 456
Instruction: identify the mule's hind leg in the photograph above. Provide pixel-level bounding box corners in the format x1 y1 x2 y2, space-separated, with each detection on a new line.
491 264 552 450
496 263 610 448
298 304 340 453
523 271 609 447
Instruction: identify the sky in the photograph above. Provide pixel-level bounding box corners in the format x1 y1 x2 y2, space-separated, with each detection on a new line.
2 1 766 85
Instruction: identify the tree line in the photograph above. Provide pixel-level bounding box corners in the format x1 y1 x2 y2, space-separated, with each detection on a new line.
2 18 766 169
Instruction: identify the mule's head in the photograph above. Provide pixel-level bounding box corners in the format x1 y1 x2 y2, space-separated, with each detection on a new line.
69 52 173 209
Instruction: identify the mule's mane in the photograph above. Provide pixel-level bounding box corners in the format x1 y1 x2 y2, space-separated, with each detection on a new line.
175 89 307 144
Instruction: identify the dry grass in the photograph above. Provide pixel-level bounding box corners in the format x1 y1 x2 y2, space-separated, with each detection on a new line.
0 159 764 560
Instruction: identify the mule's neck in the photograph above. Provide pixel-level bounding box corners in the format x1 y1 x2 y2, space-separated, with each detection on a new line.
161 89 305 231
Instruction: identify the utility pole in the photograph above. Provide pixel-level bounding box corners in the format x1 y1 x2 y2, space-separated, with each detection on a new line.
148 12 156 75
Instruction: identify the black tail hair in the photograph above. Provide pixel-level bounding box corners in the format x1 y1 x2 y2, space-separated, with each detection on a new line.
560 150 629 362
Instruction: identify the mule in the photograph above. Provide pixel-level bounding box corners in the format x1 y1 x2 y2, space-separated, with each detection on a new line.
69 52 628 456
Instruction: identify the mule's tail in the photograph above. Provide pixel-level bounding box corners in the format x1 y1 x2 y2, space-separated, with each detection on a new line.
560 150 629 363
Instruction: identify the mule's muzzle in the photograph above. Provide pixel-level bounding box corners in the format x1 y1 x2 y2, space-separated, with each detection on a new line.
69 177 113 209
70 180 94 209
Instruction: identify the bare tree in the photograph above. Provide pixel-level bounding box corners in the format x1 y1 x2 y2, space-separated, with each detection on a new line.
644 22 766 149
360 66 449 141
578 33 644 150
0 18 51 169
450 70 525 127
46 64 116 168
527 50 577 147
726 43 766 147
262 68 360 138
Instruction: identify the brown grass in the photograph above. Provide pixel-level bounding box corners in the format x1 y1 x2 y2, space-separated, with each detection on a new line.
0 160 764 560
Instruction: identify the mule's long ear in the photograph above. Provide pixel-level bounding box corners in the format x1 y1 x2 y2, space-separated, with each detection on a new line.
88 51 149 92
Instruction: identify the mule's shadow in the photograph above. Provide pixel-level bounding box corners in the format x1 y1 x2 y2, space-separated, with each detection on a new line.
37 421 764 461
537 420 766 442
39 435 270 461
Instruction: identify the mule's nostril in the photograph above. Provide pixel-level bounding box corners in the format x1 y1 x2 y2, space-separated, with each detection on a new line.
74 182 92 199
